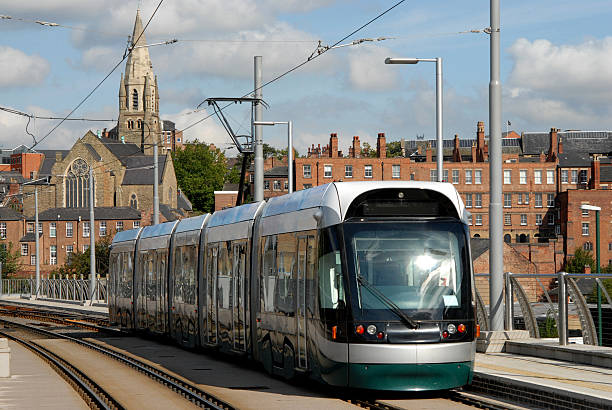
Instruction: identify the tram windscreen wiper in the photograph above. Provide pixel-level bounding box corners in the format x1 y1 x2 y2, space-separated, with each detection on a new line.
357 275 418 329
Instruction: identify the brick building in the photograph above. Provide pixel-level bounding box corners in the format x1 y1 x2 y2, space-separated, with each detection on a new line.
161 120 184 154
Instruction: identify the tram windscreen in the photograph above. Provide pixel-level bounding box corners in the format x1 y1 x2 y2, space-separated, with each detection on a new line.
343 221 470 320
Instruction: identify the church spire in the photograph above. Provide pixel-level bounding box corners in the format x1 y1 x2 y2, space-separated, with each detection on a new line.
124 9 153 85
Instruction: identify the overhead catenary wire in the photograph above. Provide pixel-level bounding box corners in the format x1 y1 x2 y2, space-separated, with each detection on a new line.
180 0 409 134
28 0 165 151
0 106 115 122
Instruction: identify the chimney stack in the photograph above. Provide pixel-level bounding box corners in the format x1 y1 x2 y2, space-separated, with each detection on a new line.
329 133 338 158
558 137 563 154
426 143 433 162
592 157 601 189
376 133 386 158
352 136 361 158
548 128 559 161
477 121 485 161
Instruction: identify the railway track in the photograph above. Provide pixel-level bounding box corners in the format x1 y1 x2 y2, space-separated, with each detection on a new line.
0 317 234 410
0 327 122 410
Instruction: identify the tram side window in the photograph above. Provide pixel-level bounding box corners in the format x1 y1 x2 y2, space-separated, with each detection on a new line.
183 245 196 305
276 232 296 314
261 235 277 312
218 242 231 309
318 228 345 313
174 246 184 303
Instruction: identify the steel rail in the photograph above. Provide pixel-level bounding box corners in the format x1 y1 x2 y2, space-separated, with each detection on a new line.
0 317 232 410
0 327 122 410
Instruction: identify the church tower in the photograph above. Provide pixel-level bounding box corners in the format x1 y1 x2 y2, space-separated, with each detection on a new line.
117 10 160 154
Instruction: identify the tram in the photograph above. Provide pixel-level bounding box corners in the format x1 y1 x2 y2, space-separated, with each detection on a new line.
109 181 476 390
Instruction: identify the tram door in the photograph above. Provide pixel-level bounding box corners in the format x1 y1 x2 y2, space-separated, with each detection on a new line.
296 236 312 369
232 242 247 351
207 246 218 344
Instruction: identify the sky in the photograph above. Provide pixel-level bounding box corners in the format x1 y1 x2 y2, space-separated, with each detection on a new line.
2 0 612 156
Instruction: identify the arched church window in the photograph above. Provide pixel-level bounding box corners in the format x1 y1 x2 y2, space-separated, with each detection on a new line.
65 158 94 208
130 193 138 209
127 120 134 130
132 89 138 109
137 119 142 129
504 234 511 243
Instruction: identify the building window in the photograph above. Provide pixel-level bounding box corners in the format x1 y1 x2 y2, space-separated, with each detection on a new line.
66 222 73 238
264 180 270 190
50 222 56 238
392 164 400 178
345 165 353 178
547 193 555 207
443 169 449 182
517 193 523 205
100 221 107 237
475 215 483 226
534 170 542 184
303 165 311 179
66 245 73 256
273 180 281 191
465 193 472 208
547 170 554 184
504 193 512 208
324 165 332 178
504 214 511 225
570 169 578 184
116 221 124 232
133 221 140 229
430 169 437 182
30 254 36 265
474 169 482 184
535 193 542 208
583 242 593 251
132 89 138 109
410 173 415 181
582 222 589 236
65 158 93 208
284 181 288 190
38 222 42 234
21 243 28 256
26 222 34 233
475 193 482 208
524 193 529 205
468 215 472 225
365 165 373 178
582 207 589 216
561 170 568 183
83 222 90 237
50 245 57 265
556 225 561 235
536 214 542 225
548 213 555 225
0 223 5 239
130 194 138 209
579 170 588 184
303 184 312 189
83 245 89 253
520 214 527 225
137 119 142 129
452 169 459 184
609 242 612 251
519 170 527 184
465 170 472 184
503 169 511 184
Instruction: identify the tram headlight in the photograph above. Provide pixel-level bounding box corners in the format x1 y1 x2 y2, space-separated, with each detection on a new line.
366 324 377 335
447 323 457 334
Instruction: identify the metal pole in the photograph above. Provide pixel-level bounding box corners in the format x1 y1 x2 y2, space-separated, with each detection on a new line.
596 210 602 346
0 261 3 297
35 187 40 298
153 141 159 225
435 57 443 182
558 272 567 345
488 0 504 331
89 167 96 301
288 121 293 193
254 56 264 202
504 272 513 331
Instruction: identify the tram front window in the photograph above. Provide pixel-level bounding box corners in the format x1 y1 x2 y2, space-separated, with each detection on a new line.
343 220 470 321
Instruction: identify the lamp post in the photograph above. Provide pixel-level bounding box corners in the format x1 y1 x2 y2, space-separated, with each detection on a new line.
23 176 50 298
253 121 294 193
581 204 602 345
385 57 443 182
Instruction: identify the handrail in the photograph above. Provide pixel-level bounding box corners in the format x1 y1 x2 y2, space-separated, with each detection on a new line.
0 277 107 304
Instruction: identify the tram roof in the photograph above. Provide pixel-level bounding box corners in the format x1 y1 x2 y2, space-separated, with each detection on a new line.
140 220 178 239
262 183 332 218
111 227 141 244
207 201 263 227
174 214 209 234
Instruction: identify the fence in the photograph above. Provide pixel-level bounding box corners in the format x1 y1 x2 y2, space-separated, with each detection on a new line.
0 276 107 304
475 272 612 346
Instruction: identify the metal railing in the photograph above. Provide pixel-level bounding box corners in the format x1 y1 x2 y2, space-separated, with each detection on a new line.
0 276 108 304
475 272 612 346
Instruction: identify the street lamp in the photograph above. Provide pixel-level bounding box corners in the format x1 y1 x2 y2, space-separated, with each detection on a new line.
581 204 602 345
23 176 51 298
385 57 443 182
252 121 294 193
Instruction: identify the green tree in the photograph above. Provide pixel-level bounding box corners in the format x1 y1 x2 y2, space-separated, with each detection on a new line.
0 243 21 276
564 247 595 273
225 154 243 185
361 142 377 158
386 141 403 157
172 142 227 213
52 234 112 278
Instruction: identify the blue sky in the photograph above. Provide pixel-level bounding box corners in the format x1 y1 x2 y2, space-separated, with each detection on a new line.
2 0 612 156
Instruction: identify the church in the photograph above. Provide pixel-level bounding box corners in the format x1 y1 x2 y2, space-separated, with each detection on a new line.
19 10 190 220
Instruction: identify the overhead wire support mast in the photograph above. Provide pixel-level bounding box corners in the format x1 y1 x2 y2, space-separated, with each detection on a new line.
308 36 394 60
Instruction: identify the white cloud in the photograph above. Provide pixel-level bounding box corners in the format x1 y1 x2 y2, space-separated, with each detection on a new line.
0 46 50 87
80 46 118 70
347 46 400 91
165 108 233 147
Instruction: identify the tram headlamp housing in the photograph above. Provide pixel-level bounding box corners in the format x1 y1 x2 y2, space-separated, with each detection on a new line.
366 324 377 335
447 323 457 334
355 325 365 335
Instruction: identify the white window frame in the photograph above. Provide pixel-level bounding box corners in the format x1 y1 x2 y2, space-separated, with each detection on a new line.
133 221 140 229
534 169 542 184
66 245 73 255
547 193 555 207
504 193 512 208
547 169 554 184
50 245 57 265
475 193 482 208
548 213 555 226
49 222 56 238
519 170 527 185
273 180 281 191
474 169 482 184
561 170 568 184
536 214 543 225
520 214 527 225
503 169 511 184
26 222 34 233
535 193 542 208
0 222 5 239
430 169 438 182
21 243 28 256
66 222 73 238
303 165 311 179
571 170 578 184
452 169 459 184
465 193 472 208
582 222 589 236
83 222 90 237
465 170 472 184
30 254 36 265
99 221 107 237
324 164 332 178
392 164 400 179
116 221 124 232
364 165 373 178
504 214 511 225
345 165 353 178
475 215 483 226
